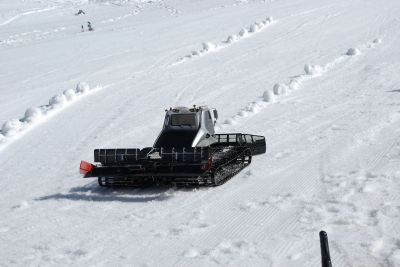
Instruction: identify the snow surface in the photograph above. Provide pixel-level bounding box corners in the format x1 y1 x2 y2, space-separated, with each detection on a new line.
1 0 400 266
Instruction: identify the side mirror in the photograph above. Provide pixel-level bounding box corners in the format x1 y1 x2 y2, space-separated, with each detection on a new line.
205 133 210 138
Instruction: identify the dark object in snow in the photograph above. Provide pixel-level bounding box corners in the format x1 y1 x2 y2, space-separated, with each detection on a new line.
81 25 84 32
319 231 333 267
75 10 85 16
80 106 266 187
87 21 94 31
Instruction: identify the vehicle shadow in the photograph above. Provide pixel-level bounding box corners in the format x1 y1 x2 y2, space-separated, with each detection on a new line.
387 89 400 92
35 181 195 203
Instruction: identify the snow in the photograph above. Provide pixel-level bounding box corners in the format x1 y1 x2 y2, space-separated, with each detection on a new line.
304 64 323 76
174 16 275 65
1 0 400 266
24 107 43 122
49 94 67 106
202 42 217 52
262 90 275 102
273 83 288 95
0 82 99 149
346 47 361 56
1 119 23 136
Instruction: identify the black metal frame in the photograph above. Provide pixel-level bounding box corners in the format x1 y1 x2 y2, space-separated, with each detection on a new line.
213 133 266 155
83 133 265 186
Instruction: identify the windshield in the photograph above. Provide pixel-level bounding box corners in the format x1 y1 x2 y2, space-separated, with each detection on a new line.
170 114 197 126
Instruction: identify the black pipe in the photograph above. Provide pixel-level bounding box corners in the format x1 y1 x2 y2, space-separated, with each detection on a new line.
319 231 332 267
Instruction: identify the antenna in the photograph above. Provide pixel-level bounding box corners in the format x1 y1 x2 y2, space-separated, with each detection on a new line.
319 231 333 267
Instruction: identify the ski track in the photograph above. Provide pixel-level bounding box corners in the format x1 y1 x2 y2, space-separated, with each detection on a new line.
0 6 57 27
0 82 104 151
219 38 383 128
172 17 275 66
0 27 69 48
156 0 181 16
212 0 278 11
100 4 143 24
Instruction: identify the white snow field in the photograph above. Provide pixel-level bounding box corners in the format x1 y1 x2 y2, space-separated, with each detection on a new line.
1 0 400 266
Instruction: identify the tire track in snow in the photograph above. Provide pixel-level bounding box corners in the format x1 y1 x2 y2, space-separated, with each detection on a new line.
219 38 383 128
0 82 106 152
171 17 275 66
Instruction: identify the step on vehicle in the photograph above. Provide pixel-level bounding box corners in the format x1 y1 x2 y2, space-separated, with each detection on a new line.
80 106 266 187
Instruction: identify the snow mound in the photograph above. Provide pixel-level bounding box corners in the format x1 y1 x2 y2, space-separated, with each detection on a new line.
346 47 360 56
0 82 100 146
24 107 43 122
238 28 248 37
222 38 381 126
202 42 217 52
63 89 76 101
49 94 67 106
76 82 90 93
226 35 238 43
304 64 323 76
1 119 23 136
249 24 259 33
373 38 382 44
288 78 301 90
273 83 288 95
263 90 275 102
175 16 275 64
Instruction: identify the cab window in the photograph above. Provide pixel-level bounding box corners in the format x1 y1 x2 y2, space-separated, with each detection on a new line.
171 114 197 126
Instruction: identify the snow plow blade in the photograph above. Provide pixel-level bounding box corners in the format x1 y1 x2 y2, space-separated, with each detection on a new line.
80 133 264 187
